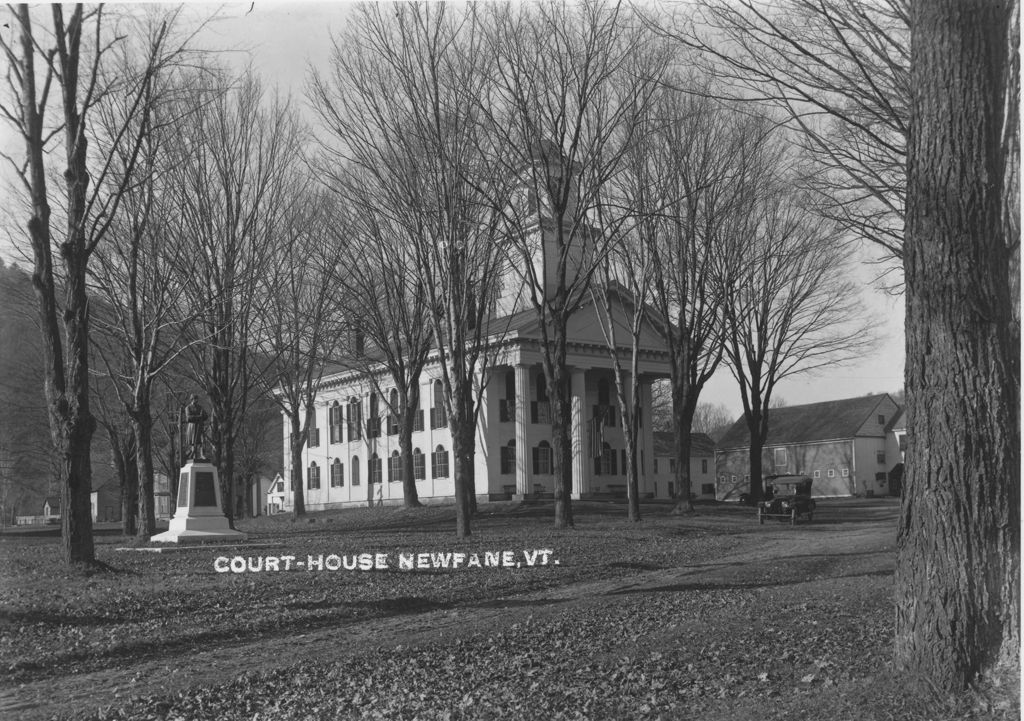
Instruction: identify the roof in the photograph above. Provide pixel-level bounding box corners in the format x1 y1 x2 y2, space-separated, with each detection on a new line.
653 431 715 457
717 394 898 450
43 496 59 509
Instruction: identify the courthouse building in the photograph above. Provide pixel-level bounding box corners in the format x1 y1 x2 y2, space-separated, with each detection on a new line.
279 154 675 510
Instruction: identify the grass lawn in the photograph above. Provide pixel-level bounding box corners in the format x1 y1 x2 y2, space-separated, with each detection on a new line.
0 498 1017 720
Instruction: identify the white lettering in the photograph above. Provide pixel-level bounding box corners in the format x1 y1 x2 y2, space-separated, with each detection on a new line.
417 553 431 568
265 557 280 572
325 554 341 571
247 557 263 572
214 556 230 573
467 554 481 568
282 555 295 570
484 552 499 566
358 553 374 571
229 557 246 574
524 550 539 566
375 553 388 570
539 549 553 565
431 552 452 568
343 555 358 570
502 551 515 567
399 554 414 570
307 554 324 571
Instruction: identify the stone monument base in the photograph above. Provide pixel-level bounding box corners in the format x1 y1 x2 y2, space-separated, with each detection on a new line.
151 461 246 544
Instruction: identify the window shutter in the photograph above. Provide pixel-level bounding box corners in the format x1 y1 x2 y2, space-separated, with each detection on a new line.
532 447 539 475
621 450 627 476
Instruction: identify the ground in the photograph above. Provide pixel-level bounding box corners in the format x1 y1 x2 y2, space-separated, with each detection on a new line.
0 498 1016 720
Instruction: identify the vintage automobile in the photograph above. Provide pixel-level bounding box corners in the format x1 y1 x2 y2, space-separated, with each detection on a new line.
757 475 816 525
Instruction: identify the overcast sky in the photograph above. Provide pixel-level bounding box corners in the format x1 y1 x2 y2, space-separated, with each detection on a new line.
0 1 905 418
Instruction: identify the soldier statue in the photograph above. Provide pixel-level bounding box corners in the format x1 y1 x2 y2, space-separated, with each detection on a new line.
184 395 209 461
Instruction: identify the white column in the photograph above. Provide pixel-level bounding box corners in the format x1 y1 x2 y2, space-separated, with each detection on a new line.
571 368 586 499
514 364 531 496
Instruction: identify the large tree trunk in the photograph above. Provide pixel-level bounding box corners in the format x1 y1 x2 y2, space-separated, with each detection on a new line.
670 382 699 514
745 408 767 503
895 0 1020 691
452 421 474 538
399 395 421 508
547 328 574 529
133 403 156 538
289 411 306 516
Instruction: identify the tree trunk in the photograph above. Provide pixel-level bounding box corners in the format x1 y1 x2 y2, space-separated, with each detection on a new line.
289 411 306 516
670 384 699 514
895 0 1020 691
547 329 574 529
133 403 156 538
452 421 474 538
744 407 768 503
399 403 421 508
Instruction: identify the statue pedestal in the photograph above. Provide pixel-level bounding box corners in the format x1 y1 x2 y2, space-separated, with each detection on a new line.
150 461 246 544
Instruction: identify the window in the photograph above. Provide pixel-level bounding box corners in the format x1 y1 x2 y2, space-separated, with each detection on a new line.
731 475 737 482
898 434 907 451
828 468 836 478
701 483 715 495
877 451 886 465
432 445 450 478
500 371 516 422
351 456 360 486
841 467 849 477
813 470 821 478
307 409 320 448
594 379 616 427
533 441 553 475
413 448 425 480
536 373 548 402
669 458 677 473
330 458 344 487
500 440 516 475
368 393 381 437
388 450 402 482
431 381 447 429
353 321 365 357
654 458 659 474
329 402 343 444
701 459 708 474
774 448 788 467
348 397 362 441
387 389 400 436
370 454 382 484
308 462 321 490
276 480 284 492
878 414 886 425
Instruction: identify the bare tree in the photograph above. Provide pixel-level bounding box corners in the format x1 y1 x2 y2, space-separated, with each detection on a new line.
89 63 202 537
317 5 514 534
691 402 734 441
895 0 1019 693
168 68 300 525
0 5 191 564
311 7 480 511
250 181 344 519
721 135 874 503
480 0 668 528
655 0 909 278
628 85 761 513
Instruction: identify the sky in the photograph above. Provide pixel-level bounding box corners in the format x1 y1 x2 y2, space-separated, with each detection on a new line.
0 1 906 420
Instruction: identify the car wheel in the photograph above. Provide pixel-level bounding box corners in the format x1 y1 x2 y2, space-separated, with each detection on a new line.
791 508 797 526
758 508 764 525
